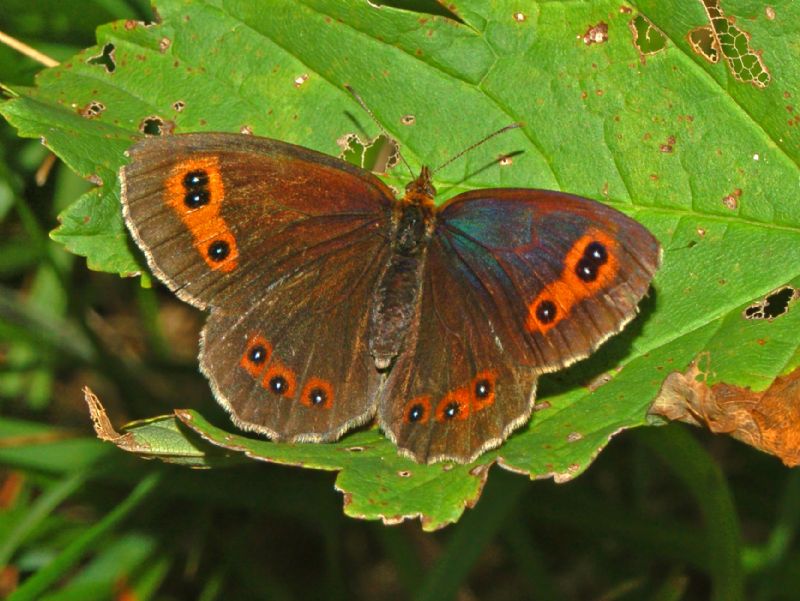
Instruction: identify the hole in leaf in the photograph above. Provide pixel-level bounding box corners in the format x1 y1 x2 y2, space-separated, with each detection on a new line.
688 26 720 63
139 116 173 136
368 0 463 23
87 43 116 73
744 286 799 321
338 133 399 173
629 14 668 60
690 0 771 88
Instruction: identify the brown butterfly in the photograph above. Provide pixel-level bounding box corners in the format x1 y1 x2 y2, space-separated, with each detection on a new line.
120 123 660 464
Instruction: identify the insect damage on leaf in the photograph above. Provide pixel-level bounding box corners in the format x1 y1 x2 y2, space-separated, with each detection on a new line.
744 286 799 321
87 42 116 73
688 0 771 88
582 22 608 46
139 116 175 136
628 14 668 61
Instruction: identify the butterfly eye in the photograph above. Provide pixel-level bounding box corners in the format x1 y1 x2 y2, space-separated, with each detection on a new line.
403 396 431 424
310 388 326 404
269 376 288 394
248 345 268 365
474 379 492 399
183 169 209 189
207 240 230 262
575 258 599 282
584 241 608 264
435 391 470 422
535 300 557 324
408 403 426 422
240 335 272 377
184 189 210 208
300 378 334 409
443 402 460 419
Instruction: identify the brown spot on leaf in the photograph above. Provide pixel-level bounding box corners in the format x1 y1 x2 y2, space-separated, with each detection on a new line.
650 358 800 466
78 100 105 119
722 188 741 210
583 22 608 45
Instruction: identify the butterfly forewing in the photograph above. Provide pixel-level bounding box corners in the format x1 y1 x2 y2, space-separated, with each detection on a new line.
438 189 661 370
121 133 393 310
121 133 394 441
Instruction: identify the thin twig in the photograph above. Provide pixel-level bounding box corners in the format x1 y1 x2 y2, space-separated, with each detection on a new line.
0 30 59 67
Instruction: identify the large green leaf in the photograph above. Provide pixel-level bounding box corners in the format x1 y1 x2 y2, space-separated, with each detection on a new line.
2 0 799 528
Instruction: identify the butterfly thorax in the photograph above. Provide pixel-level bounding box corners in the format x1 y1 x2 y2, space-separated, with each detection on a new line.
367 168 438 370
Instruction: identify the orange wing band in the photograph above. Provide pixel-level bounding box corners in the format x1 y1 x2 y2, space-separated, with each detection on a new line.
165 155 239 272
525 228 619 334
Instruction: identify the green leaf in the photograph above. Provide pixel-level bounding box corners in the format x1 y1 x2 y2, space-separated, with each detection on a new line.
175 409 489 531
2 0 799 527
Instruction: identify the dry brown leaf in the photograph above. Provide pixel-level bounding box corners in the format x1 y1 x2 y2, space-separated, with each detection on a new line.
649 356 800 466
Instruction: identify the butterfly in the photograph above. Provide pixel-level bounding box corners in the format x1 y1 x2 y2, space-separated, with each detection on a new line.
120 125 660 464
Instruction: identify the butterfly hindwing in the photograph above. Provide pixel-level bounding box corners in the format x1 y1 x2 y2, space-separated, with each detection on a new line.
378 235 538 463
200 231 389 440
121 133 395 441
380 189 660 463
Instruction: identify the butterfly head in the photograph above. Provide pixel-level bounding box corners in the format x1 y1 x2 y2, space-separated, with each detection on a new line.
403 166 436 209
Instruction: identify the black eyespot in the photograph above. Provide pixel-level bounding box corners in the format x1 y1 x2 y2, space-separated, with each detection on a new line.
308 387 327 406
269 376 288 395
184 189 210 208
443 402 460 419
207 240 230 262
183 170 208 189
575 258 598 282
536 300 557 324
247 344 267 365
584 241 608 265
408 403 425 422
475 379 492 399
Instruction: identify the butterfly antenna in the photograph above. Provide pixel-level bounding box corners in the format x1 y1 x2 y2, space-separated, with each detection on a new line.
431 123 522 175
344 84 415 179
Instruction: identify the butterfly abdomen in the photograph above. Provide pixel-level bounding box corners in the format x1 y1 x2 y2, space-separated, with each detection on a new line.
368 203 434 369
